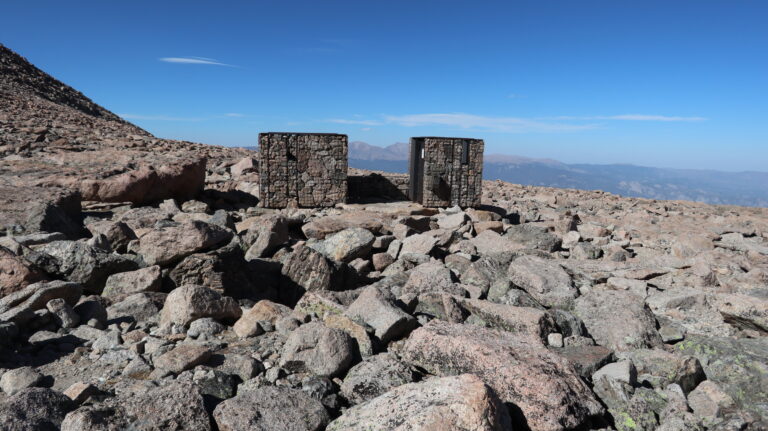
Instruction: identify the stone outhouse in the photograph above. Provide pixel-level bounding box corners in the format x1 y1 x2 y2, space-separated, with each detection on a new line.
258 132 348 208
408 137 484 208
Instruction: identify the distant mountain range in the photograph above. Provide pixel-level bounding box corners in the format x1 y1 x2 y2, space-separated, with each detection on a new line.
347 142 768 208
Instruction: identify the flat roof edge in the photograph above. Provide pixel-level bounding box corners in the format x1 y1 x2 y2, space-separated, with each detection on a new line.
411 136 484 141
259 132 348 137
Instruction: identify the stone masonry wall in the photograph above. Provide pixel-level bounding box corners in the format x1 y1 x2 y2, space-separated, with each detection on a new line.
348 172 410 202
258 133 348 208
420 137 483 208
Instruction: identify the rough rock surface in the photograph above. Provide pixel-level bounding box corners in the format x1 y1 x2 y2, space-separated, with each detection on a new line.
574 289 664 352
214 386 329 431
328 374 512 431
401 321 604 431
159 285 241 327
280 321 356 377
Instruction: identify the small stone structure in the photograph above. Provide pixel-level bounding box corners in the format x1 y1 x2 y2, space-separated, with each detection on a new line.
348 171 410 202
409 137 484 208
258 132 348 208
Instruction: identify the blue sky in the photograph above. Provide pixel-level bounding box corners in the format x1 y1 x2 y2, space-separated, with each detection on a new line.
2 1 767 171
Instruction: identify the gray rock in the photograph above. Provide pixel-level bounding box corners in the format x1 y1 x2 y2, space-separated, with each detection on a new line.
308 228 374 263
508 255 577 309
106 292 166 324
280 321 356 377
136 221 232 266
233 300 291 338
159 285 241 328
677 335 768 422
401 261 462 298
1 367 45 395
66 382 212 431
328 374 512 431
401 320 604 431
687 380 735 422
243 215 289 259
574 290 663 352
437 211 469 230
102 265 162 299
154 344 212 374
593 360 637 386
557 344 614 378
213 386 329 431
34 240 138 293
85 220 137 253
616 348 704 393
0 280 82 325
279 246 347 300
0 388 74 430
73 295 108 329
399 233 439 255
344 285 417 343
46 297 79 328
187 317 226 338
340 353 416 405
216 353 263 382
504 223 562 252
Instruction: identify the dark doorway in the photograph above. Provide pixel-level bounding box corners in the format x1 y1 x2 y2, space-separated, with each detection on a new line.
409 137 425 204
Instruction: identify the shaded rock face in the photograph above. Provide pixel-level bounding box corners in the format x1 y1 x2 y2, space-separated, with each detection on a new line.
401 321 604 431
33 241 139 293
75 158 207 204
328 374 512 431
278 246 353 304
0 245 46 296
0 186 85 238
0 388 74 431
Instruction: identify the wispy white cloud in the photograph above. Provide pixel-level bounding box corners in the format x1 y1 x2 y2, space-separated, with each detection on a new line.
159 56 235 67
507 93 526 99
119 114 205 122
360 127 372 132
548 114 707 122
224 113 246 117
323 111 707 133
383 113 597 133
326 118 384 126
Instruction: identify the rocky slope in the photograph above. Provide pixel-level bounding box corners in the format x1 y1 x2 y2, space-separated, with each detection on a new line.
1 44 768 431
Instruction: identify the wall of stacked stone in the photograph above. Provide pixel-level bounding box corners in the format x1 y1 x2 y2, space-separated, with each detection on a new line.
258 133 347 208
348 172 410 202
419 137 483 208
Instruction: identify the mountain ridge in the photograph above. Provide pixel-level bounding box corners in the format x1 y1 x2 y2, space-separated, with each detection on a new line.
347 141 768 207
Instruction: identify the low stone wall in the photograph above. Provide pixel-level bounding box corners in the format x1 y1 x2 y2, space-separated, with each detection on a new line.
348 172 410 202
